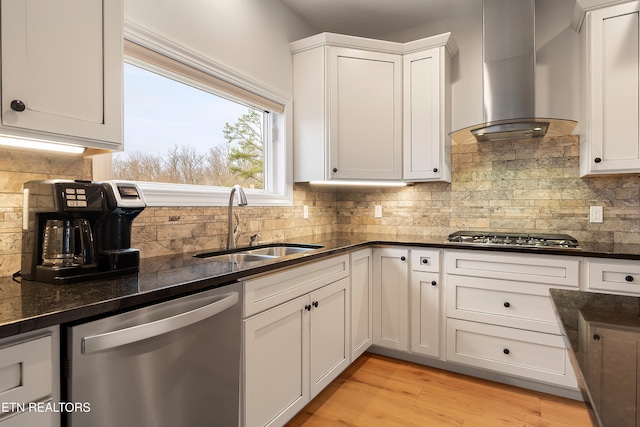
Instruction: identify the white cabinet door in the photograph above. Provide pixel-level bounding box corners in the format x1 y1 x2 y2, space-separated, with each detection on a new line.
373 248 409 351
0 0 122 149
581 1 640 176
309 278 350 398
243 296 309 427
410 271 440 357
350 248 373 360
403 47 451 182
328 47 402 180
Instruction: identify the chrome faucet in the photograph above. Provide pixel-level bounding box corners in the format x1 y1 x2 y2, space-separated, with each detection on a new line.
227 185 248 250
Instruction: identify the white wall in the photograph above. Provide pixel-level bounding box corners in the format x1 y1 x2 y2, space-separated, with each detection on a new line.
124 0 316 97
381 0 580 133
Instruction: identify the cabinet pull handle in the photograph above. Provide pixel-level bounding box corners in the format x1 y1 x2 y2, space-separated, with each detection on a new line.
503 348 510 355
400 256 406 261
594 157 602 163
422 258 429 264
10 100 26 112
431 281 437 286
432 167 438 173
626 275 634 282
312 301 319 308
305 304 311 311
593 334 601 341
504 302 510 308
332 168 338 173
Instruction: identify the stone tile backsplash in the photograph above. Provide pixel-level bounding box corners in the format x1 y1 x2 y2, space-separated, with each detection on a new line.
1 133 639 277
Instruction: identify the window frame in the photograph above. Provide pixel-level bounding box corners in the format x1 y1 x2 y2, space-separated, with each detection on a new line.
93 21 293 207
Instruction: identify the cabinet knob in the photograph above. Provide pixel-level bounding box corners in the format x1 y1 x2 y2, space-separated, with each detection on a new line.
400 256 406 261
433 168 438 173
312 301 319 308
593 334 601 341
422 259 429 264
504 302 510 308
626 275 634 282
594 157 602 163
503 348 510 355
305 304 311 311
10 100 25 112
332 168 338 173
431 281 437 286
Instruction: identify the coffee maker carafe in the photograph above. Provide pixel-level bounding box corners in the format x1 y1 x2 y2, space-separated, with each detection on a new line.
21 179 145 284
42 219 94 267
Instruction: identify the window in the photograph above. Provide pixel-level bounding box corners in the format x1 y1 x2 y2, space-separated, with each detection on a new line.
118 62 267 189
93 27 292 207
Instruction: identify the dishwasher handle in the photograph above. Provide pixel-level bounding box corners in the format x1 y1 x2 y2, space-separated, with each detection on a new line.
81 292 239 354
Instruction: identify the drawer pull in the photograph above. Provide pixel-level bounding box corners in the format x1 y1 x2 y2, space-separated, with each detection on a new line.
422 258 429 264
503 302 510 308
503 348 510 355
593 334 601 341
626 275 634 282
400 256 406 261
431 281 437 286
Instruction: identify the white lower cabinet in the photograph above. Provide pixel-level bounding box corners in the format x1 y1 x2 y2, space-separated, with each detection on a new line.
242 255 350 427
444 250 579 389
373 248 409 351
410 270 440 357
0 326 59 427
350 248 373 360
447 319 577 388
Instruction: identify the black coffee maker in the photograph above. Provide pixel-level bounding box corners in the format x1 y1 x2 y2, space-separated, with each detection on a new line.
21 179 146 284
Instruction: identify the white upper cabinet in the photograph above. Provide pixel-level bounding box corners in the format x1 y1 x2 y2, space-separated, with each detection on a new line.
575 0 640 176
328 47 402 180
291 32 456 183
403 46 452 182
1 0 123 151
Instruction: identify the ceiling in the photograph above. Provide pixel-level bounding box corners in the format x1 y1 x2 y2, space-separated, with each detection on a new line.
280 0 478 38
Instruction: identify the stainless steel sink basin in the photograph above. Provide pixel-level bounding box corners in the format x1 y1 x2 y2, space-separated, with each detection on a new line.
194 243 323 262
202 253 277 263
245 246 317 257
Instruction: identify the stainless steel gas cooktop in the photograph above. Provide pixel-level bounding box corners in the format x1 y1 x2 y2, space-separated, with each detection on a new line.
446 231 580 250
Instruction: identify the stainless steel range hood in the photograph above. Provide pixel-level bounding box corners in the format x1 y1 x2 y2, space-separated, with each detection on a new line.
450 0 577 144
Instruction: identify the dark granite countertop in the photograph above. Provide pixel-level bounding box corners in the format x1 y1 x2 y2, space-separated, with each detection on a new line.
550 289 640 427
2 231 640 340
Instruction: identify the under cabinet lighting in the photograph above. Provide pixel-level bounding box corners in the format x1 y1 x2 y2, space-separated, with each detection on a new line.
0 136 86 154
309 180 408 187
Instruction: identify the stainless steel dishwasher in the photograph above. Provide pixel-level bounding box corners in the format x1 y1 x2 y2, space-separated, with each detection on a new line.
64 282 241 427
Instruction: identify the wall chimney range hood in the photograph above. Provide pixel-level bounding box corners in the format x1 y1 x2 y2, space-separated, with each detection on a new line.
451 0 577 144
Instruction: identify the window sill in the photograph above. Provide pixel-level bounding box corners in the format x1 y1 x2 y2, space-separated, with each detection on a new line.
137 181 293 207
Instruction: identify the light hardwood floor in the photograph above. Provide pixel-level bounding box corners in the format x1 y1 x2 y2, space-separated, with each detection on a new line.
286 353 594 427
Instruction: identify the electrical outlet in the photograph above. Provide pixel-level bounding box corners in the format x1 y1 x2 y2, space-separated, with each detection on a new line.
590 206 603 223
303 205 309 219
375 205 382 218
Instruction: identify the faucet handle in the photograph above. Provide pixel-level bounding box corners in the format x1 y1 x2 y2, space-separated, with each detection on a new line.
250 233 261 246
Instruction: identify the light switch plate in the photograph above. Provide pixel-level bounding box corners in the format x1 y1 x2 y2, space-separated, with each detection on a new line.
590 206 603 223
374 205 382 218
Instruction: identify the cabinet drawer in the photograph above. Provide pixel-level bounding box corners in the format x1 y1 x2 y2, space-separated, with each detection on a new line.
444 250 579 287
446 276 562 334
0 335 52 407
587 258 640 295
410 249 440 272
446 319 577 388
244 255 350 317
0 405 53 426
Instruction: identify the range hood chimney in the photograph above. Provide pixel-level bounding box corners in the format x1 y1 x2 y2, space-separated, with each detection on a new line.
451 0 577 143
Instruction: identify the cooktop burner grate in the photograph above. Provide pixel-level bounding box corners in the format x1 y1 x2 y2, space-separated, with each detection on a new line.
446 231 580 249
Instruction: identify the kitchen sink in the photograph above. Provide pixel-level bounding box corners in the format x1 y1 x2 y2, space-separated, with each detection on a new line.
194 243 323 262
201 253 277 263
